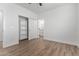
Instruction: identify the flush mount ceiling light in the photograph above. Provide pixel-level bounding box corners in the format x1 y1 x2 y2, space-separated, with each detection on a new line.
39 3 43 6
28 3 43 6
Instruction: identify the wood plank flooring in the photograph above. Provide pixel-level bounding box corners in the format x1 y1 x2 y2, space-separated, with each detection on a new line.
0 39 79 56
0 41 2 48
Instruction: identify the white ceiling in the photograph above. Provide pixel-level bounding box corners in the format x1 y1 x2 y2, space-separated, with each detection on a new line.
17 3 70 14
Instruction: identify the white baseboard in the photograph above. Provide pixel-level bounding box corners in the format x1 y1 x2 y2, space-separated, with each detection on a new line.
3 41 19 48
44 37 78 47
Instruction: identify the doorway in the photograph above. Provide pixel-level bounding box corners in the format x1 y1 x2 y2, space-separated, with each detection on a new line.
19 16 29 42
0 11 3 48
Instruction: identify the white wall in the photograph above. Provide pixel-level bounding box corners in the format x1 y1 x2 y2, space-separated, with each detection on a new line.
0 11 3 41
0 3 38 48
39 4 78 46
77 4 79 47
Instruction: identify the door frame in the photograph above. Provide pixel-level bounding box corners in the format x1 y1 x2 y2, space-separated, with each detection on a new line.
19 15 29 41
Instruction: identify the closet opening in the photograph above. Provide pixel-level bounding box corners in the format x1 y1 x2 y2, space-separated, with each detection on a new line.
19 15 29 43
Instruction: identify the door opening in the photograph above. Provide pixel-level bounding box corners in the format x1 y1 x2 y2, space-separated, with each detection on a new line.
19 16 29 42
0 10 3 48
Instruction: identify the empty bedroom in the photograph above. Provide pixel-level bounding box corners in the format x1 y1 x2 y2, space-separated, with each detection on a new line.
0 3 79 56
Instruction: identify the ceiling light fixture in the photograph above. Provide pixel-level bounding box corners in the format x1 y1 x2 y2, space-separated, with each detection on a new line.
28 3 43 6
39 3 43 6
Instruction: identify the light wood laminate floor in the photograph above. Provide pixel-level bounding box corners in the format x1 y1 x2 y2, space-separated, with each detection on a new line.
0 39 79 56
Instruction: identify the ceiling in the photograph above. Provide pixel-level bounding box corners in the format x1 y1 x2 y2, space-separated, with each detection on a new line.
17 3 69 14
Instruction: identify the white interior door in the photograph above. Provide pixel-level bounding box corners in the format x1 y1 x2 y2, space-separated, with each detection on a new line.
19 16 28 40
0 11 3 42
